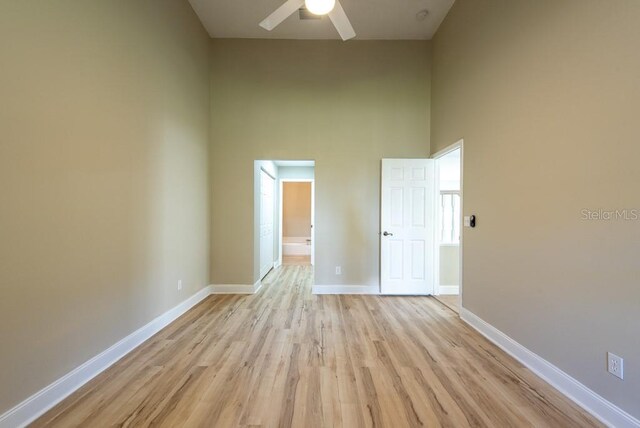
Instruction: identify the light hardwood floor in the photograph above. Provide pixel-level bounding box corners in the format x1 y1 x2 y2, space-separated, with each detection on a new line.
282 255 311 266
434 295 459 314
33 266 601 427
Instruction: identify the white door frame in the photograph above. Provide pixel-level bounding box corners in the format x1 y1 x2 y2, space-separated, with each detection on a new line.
278 178 315 266
431 139 464 312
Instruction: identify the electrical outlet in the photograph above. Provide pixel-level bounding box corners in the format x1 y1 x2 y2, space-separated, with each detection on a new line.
178 280 183 291
607 352 624 380
335 266 342 275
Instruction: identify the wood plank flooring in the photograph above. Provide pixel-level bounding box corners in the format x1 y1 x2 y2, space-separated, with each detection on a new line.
282 255 311 266
32 266 601 427
434 295 459 314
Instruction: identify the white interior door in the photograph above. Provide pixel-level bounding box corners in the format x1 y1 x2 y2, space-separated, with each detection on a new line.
260 170 275 279
310 181 315 266
381 159 436 295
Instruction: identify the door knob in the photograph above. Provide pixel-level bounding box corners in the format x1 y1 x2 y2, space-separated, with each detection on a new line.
383 231 393 236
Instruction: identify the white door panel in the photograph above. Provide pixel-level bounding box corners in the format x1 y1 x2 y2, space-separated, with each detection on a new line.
381 159 435 295
410 240 426 279
260 170 275 279
310 181 315 265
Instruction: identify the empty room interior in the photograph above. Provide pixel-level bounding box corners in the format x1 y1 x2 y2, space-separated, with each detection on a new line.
1 0 639 427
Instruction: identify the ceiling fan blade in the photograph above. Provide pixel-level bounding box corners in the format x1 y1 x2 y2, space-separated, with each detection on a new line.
328 0 355 40
259 0 305 31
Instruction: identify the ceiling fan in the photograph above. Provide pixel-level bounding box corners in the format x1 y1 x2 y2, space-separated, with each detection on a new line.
259 0 356 41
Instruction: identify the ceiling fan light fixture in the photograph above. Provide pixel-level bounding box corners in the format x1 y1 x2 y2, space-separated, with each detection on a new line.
305 0 335 15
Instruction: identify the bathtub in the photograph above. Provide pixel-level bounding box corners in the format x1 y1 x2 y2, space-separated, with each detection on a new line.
283 237 312 256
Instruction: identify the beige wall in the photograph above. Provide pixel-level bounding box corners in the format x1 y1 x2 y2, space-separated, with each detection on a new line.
432 0 640 417
210 39 431 285
0 0 210 414
283 182 312 238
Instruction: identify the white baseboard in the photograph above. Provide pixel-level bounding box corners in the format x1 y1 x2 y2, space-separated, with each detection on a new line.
438 285 459 295
460 307 640 428
313 284 380 295
274 259 282 269
210 279 262 295
0 285 214 428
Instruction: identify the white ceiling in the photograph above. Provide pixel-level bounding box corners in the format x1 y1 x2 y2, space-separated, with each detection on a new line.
188 0 455 40
274 160 315 167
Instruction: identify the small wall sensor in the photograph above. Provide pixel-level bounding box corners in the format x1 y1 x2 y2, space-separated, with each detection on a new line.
464 215 477 228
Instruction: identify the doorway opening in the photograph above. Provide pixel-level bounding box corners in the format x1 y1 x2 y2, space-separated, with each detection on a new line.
256 160 315 282
432 142 463 314
280 179 314 266
277 161 315 267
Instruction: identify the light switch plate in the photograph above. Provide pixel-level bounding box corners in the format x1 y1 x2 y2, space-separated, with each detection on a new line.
464 216 471 227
